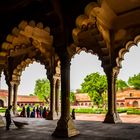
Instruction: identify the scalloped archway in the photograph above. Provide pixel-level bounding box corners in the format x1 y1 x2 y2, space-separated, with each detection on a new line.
11 58 44 84
116 35 140 69
0 20 54 70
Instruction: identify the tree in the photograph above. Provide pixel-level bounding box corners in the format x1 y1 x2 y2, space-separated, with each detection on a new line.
29 94 34 96
75 89 83 93
128 73 140 89
116 79 129 91
81 72 107 107
70 92 75 105
34 78 50 103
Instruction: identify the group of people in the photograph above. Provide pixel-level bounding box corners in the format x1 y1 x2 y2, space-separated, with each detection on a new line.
20 105 49 118
4 105 76 131
4 105 49 130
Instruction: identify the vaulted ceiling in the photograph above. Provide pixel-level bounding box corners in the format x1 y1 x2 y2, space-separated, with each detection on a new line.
0 0 140 84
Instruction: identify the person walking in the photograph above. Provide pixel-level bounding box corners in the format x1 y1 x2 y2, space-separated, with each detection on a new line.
71 108 75 120
42 107 47 118
36 106 40 118
39 106 43 118
5 105 12 130
26 105 30 118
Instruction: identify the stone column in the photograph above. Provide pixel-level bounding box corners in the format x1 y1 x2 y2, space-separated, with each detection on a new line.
12 83 19 115
104 67 122 123
0 72 1 89
52 53 79 137
47 78 57 120
8 82 13 107
55 79 60 116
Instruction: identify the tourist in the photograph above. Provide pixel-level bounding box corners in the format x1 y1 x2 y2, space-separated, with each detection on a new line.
71 108 75 119
5 105 12 130
30 107 35 118
36 106 40 118
20 106 26 117
26 105 30 118
42 107 47 118
39 106 43 118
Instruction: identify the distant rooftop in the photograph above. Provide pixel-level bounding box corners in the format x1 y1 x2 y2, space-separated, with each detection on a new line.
0 89 42 103
75 93 91 102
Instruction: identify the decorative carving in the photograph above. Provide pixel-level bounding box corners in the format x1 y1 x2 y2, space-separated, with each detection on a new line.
11 58 47 85
116 35 140 69
1 20 54 66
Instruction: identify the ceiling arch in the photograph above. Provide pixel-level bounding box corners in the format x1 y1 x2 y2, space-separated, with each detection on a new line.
71 2 111 71
1 20 53 57
11 58 47 84
0 20 61 85
116 35 140 69
0 20 56 69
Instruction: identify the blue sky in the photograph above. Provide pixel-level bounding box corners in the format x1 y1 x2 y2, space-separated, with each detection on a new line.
1 43 140 95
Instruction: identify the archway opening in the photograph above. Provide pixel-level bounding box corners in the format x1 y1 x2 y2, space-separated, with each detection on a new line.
19 62 47 95
16 61 50 118
70 50 106 117
0 72 8 107
18 61 50 109
0 99 4 107
0 71 8 90
117 42 140 109
133 101 138 108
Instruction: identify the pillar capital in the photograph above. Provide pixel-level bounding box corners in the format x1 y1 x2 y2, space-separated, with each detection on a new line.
112 67 120 79
10 81 20 86
104 66 120 80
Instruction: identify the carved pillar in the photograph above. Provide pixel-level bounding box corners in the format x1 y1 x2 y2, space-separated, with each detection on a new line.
104 67 122 123
47 78 57 120
52 53 79 137
12 83 19 115
55 79 60 116
8 82 13 107
0 72 1 89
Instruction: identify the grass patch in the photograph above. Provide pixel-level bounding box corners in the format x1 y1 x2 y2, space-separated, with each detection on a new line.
71 108 106 114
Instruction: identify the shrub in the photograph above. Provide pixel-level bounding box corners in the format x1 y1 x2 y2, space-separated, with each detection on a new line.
71 108 106 114
0 108 6 113
127 109 140 115
117 108 128 113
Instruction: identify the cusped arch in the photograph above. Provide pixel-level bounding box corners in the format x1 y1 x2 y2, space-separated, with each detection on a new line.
1 20 53 58
11 58 47 84
72 1 108 48
69 45 105 70
71 1 109 72
116 35 140 69
70 46 98 61
72 2 101 44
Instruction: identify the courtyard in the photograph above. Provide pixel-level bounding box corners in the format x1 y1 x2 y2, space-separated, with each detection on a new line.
0 113 140 140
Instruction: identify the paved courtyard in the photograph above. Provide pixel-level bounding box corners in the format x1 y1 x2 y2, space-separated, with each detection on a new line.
76 113 140 123
0 113 140 140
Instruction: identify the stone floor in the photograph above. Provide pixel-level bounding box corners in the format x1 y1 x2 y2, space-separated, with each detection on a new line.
0 114 140 140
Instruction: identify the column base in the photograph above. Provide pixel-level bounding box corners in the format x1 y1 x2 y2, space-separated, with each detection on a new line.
46 111 59 120
103 112 122 123
0 115 5 127
52 117 80 137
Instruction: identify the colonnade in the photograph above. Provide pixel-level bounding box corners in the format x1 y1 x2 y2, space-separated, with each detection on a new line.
8 82 19 115
6 55 122 137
